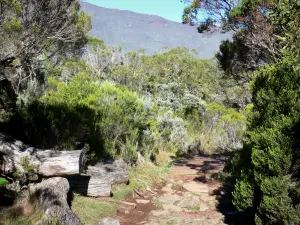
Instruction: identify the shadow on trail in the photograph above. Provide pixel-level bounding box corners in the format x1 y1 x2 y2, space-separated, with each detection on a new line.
172 154 253 225
213 176 254 225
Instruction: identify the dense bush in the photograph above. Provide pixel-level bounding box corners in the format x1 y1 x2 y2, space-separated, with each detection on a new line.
199 103 249 154
231 57 300 224
1 36 249 165
19 74 149 164
226 1 300 224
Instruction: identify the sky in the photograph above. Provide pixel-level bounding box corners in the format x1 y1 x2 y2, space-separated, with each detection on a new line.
82 0 189 22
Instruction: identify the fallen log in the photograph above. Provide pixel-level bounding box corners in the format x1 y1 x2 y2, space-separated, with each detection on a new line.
30 177 82 225
68 160 129 197
0 133 84 177
67 175 111 197
87 160 129 184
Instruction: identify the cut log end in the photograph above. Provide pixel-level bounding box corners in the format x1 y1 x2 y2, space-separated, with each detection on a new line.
0 133 84 177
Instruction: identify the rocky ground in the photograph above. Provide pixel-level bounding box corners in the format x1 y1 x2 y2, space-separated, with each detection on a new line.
114 155 228 225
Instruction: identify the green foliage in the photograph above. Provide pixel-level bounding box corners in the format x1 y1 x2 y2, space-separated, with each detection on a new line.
200 103 247 153
109 47 222 110
232 171 255 211
271 0 300 57
13 156 38 185
72 195 118 224
232 55 300 224
21 74 148 163
3 17 22 33
0 177 9 186
0 78 17 122
0 0 91 100
197 18 215 33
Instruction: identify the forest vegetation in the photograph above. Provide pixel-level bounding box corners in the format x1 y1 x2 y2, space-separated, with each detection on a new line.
0 0 299 224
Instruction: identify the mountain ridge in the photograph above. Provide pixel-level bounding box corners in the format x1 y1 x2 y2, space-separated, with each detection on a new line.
80 1 232 58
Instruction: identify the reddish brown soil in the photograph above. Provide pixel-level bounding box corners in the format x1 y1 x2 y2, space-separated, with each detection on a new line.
116 155 226 225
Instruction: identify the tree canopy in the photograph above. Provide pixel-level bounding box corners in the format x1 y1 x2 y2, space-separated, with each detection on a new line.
0 0 91 95
183 0 281 74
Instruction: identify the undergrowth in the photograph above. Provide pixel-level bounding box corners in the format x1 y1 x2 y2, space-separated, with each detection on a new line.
72 162 171 224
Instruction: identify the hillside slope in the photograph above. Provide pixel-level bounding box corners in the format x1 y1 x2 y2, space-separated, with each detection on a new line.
81 2 232 58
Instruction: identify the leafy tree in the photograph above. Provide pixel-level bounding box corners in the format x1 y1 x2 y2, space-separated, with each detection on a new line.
84 36 123 78
183 0 279 72
197 18 215 33
0 0 91 96
230 1 300 224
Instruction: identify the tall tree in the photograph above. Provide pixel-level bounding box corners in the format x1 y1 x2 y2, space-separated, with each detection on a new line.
228 1 300 224
182 0 279 73
0 0 91 95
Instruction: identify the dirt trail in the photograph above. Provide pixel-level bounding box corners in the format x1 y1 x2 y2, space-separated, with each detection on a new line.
116 155 227 225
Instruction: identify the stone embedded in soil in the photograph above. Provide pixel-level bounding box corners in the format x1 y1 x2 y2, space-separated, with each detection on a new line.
183 182 209 194
121 201 137 207
161 186 174 193
213 212 225 220
99 217 120 225
136 199 150 204
200 195 216 202
157 194 183 204
150 210 170 216
117 202 136 213
177 197 200 209
199 202 210 212
162 204 182 212
183 192 193 198
166 183 173 188
145 222 160 225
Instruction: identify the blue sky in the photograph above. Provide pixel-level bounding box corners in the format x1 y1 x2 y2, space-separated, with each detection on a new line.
82 0 189 22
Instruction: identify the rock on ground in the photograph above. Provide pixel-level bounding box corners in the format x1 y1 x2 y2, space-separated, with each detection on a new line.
157 194 183 204
177 197 200 209
99 217 120 225
30 177 82 225
183 182 209 194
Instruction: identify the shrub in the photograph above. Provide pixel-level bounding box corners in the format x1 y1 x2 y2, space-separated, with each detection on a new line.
0 177 9 186
154 151 174 166
200 103 247 153
13 156 39 186
21 74 148 164
232 57 300 224
157 111 189 154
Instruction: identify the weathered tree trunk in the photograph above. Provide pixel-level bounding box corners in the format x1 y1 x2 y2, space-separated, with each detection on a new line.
87 160 129 184
0 133 84 177
30 177 82 225
0 133 129 197
68 160 129 197
67 175 112 197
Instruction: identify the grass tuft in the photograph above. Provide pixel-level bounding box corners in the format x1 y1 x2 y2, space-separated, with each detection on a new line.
72 162 170 224
71 195 118 224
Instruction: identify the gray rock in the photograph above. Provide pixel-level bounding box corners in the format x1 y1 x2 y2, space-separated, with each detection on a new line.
166 183 173 188
150 210 170 217
99 217 120 225
136 199 150 204
162 204 182 212
30 177 82 225
199 202 210 212
183 182 209 194
157 194 183 204
177 197 200 209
